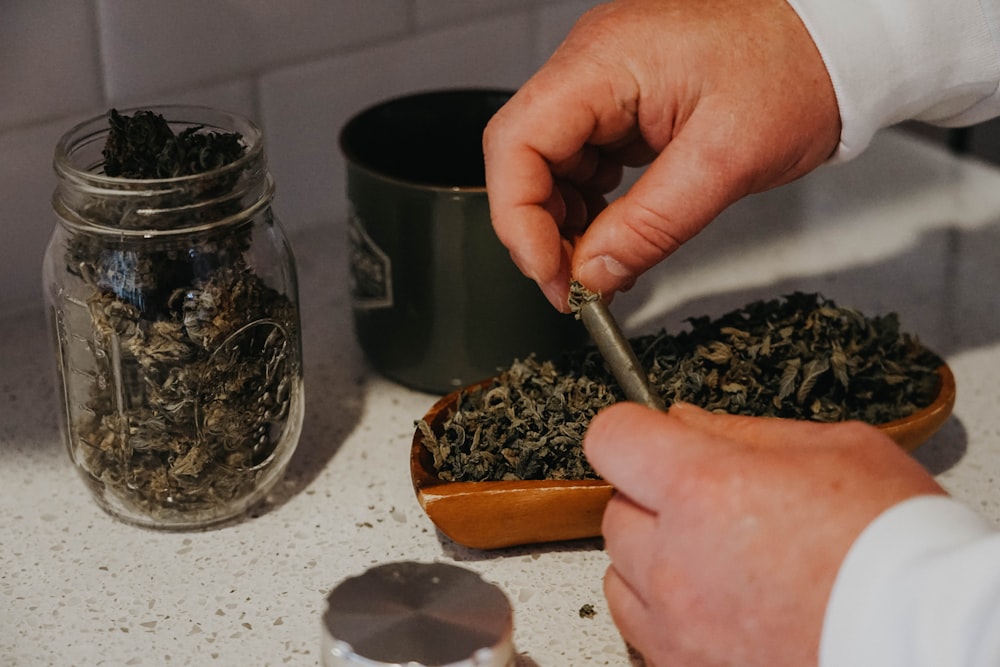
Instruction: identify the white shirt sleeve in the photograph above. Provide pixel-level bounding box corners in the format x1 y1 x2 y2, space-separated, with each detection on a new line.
820 495 1000 666
786 0 1000 161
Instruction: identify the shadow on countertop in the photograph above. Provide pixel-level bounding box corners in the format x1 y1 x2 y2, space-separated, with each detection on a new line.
252 223 367 514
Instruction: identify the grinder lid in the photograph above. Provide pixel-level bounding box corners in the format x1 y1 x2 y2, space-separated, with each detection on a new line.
322 561 514 666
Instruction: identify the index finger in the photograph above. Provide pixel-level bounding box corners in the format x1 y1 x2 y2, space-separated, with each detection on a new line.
583 402 719 514
483 62 639 299
582 402 828 513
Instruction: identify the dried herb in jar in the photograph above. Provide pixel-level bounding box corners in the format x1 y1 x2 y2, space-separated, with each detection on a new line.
103 109 245 179
418 292 942 483
60 109 301 523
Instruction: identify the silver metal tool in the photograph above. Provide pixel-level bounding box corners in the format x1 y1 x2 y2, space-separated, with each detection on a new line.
577 296 666 411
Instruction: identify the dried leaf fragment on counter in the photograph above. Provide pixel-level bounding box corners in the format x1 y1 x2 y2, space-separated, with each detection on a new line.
418 292 943 482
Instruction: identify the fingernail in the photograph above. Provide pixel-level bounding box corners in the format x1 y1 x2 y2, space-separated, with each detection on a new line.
576 255 630 293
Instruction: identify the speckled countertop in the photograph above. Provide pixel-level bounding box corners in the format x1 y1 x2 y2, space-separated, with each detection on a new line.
3 129 1000 666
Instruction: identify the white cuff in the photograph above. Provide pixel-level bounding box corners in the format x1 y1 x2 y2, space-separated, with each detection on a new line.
787 0 1000 162
821 495 1000 667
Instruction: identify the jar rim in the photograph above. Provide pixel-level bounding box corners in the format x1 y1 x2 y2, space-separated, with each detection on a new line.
52 105 273 236
54 104 264 189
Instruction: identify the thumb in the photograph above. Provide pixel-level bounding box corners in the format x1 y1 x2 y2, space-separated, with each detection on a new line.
572 112 752 295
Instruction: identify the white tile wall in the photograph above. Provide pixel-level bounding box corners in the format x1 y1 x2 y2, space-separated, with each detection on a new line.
0 0 598 314
0 118 74 312
537 0 600 62
413 0 534 27
96 0 411 103
0 0 103 129
260 12 536 229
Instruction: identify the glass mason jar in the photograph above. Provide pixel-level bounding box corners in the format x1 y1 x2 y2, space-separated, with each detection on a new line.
43 106 304 529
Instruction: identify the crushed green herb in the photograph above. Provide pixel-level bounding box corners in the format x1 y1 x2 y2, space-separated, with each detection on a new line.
418 292 942 482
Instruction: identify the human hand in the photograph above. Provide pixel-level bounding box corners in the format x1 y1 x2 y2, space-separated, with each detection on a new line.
584 401 945 666
483 0 841 310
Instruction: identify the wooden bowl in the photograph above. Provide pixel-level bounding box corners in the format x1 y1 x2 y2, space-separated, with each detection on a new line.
411 364 956 550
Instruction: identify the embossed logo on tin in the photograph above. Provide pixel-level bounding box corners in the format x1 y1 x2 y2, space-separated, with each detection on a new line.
348 213 393 310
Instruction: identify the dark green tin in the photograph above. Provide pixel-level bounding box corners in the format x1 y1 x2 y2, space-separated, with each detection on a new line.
340 89 584 394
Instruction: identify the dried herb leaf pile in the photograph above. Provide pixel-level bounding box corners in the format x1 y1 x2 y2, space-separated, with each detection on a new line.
419 292 942 483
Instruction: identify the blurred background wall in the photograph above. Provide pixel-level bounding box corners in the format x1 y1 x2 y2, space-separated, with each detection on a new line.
5 1 998 318
0 0 601 314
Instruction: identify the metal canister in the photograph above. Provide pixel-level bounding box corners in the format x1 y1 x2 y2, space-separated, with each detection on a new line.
339 89 585 394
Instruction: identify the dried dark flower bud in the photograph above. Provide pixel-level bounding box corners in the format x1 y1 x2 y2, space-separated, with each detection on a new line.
102 109 245 179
